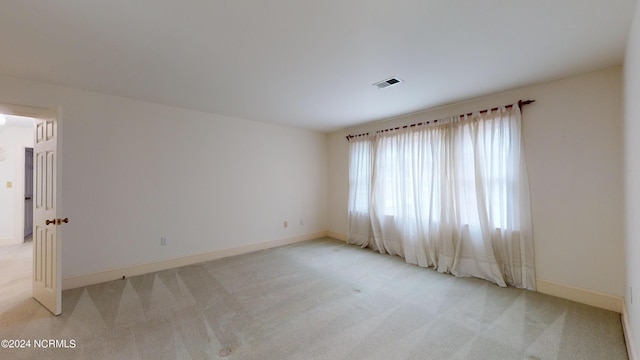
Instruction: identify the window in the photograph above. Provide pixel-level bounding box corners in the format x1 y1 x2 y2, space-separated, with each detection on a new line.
347 105 534 290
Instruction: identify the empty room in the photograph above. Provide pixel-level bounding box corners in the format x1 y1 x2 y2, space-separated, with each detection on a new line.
1 1 640 359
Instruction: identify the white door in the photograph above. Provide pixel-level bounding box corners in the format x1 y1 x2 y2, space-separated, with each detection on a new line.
32 108 63 315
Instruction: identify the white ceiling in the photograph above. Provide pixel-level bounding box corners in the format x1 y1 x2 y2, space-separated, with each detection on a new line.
0 1 636 132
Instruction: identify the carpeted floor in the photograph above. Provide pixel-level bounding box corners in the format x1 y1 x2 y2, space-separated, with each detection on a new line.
0 238 629 359
0 239 32 316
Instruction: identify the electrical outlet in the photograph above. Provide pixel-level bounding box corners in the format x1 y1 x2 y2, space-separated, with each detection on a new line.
161 237 167 246
300 219 304 226
283 221 288 228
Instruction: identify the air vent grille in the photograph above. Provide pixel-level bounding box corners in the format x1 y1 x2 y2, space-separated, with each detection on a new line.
373 77 403 89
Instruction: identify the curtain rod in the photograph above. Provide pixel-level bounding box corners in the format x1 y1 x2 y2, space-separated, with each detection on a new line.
345 99 535 141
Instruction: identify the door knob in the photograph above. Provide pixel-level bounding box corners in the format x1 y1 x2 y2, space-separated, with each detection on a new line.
45 218 69 225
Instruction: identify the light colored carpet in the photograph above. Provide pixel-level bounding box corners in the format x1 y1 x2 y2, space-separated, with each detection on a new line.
0 238 628 359
0 240 32 315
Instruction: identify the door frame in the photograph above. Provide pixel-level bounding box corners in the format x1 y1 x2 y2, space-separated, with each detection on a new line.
23 147 34 240
0 102 63 311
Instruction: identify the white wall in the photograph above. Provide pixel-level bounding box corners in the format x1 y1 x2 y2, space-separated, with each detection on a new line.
0 60 627 313
0 126 33 244
329 66 625 298
0 75 328 279
624 0 640 356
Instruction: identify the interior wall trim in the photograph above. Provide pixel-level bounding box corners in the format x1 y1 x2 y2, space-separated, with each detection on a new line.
325 234 624 313
62 231 328 290
62 231 625 316
536 279 623 313
0 238 16 246
326 232 347 241
622 301 637 360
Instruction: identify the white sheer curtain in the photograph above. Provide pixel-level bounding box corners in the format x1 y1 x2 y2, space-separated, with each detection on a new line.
348 105 535 290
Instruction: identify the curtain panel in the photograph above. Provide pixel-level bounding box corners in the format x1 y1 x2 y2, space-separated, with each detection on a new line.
347 105 535 290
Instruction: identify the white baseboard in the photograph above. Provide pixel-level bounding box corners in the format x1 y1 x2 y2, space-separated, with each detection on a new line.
536 279 623 313
61 233 626 313
62 231 328 290
326 232 347 241
322 237 627 313
0 237 18 246
622 301 637 360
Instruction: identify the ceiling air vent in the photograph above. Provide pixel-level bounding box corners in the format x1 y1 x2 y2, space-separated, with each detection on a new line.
373 77 403 89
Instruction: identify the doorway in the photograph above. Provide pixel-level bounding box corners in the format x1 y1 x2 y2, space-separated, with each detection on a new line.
0 105 64 315
0 113 36 313
24 147 33 242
